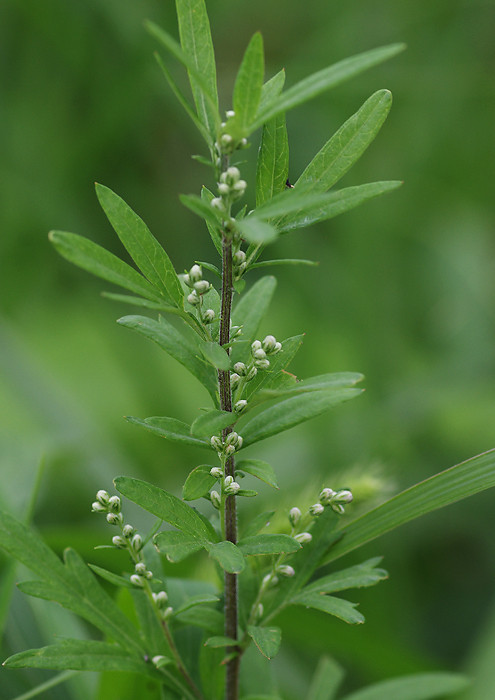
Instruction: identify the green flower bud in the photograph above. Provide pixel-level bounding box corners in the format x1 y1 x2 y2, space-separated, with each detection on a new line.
234 399 248 413
233 361 246 375
153 591 169 608
246 366 258 381
277 565 295 577
106 512 123 526
224 444 236 456
112 535 127 548
210 490 221 509
309 503 324 516
233 250 246 265
210 466 223 478
131 533 143 551
203 308 215 323
225 481 240 495
122 524 135 537
225 431 241 446
331 503 346 515
294 532 312 544
210 435 223 451
319 488 336 505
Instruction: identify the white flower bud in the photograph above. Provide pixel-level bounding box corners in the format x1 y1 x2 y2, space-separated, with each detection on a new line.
144 569 153 580
224 475 234 487
163 606 174 619
210 435 223 451
246 366 258 381
193 279 210 295
220 134 233 146
255 603 264 619
106 512 123 525
273 342 282 354
108 495 121 513
218 182 230 195
236 435 243 449
153 591 168 608
131 534 143 551
294 532 312 544
224 444 236 456
211 197 224 210
234 399 247 413
230 325 243 337
226 109 235 118
152 655 168 667
251 340 262 352
233 250 246 265
255 358 270 370
225 431 240 446
135 562 147 575
187 291 200 306
183 273 191 287
240 138 248 147
91 501 106 513
189 264 202 282
225 481 240 495
203 308 215 323
331 503 346 515
122 524 135 537
289 507 302 526
233 179 247 192
253 348 267 360
277 565 295 577
233 361 246 375
319 488 336 505
210 467 223 478
226 166 240 182
130 574 144 587
309 503 325 516
333 489 353 504
112 535 127 548
210 490 221 509
96 489 110 505
262 335 277 353
230 372 241 388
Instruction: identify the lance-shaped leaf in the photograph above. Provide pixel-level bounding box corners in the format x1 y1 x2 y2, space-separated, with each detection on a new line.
302 557 388 595
3 639 159 677
256 112 289 207
191 410 236 438
49 231 163 302
154 531 204 562
126 415 211 448
96 184 183 306
204 636 238 648
101 292 178 311
306 655 344 700
201 341 231 371
115 476 217 542
175 0 219 138
250 258 317 270
175 606 224 634
252 43 405 130
255 371 364 403
230 276 277 365
239 388 363 447
183 464 219 500
238 534 300 556
259 69 286 114
340 672 470 700
233 33 264 134
247 625 281 660
236 459 279 489
297 89 393 193
293 591 364 624
201 186 223 255
205 541 245 574
117 315 218 401
237 218 279 245
180 193 223 230
87 565 133 589
322 448 495 566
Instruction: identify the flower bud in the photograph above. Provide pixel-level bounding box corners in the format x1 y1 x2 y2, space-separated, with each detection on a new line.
153 591 168 608
135 562 147 575
106 512 122 525
226 109 235 118
108 495 121 513
331 503 346 515
112 535 127 548
246 366 258 381
210 197 224 210
319 488 336 505
294 532 312 544
233 362 246 375
251 340 262 352
203 308 215 323
220 134 233 146
234 399 248 413
218 182 230 195
333 489 353 504
240 138 248 147
277 565 295 577
225 166 240 183
189 264 202 282
262 335 277 353
131 534 143 551
230 372 241 388
163 606 174 619
210 467 223 478
309 503 325 516
224 444 236 456
255 358 270 370
224 475 234 487
210 490 221 509
225 431 240 446
210 435 223 451
193 280 210 295
130 574 144 587
230 325 243 338
233 250 246 265
224 481 240 495
122 524 135 538
255 603 264 620
183 273 191 287
233 179 247 192
91 501 106 513
96 490 110 505
289 507 301 526
253 348 267 361
152 655 168 668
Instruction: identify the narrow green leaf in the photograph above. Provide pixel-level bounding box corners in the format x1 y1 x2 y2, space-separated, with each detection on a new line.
294 591 364 624
257 372 364 402
87 565 133 589
322 449 495 566
238 534 300 556
204 636 238 648
259 69 286 114
96 184 183 306
174 593 220 615
256 73 288 207
101 292 178 311
205 541 245 573
49 231 161 302
201 341 231 370
174 0 219 137
237 218 279 245
249 258 318 270
3 639 157 676
252 43 405 129
231 276 277 365
180 193 223 229
306 656 344 700
183 464 218 500
191 410 236 438
154 531 204 562
233 33 264 133
302 557 388 595
115 476 217 542
117 315 218 400
236 459 279 489
340 673 470 700
247 626 281 660
201 186 223 255
242 510 275 539
239 388 363 447
126 415 210 448
6 671 79 700
237 489 258 498
297 89 393 193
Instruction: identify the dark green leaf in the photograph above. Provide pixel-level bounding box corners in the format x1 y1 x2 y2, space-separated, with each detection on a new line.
340 673 470 700
191 410 236 438
302 557 387 595
115 476 217 542
183 464 219 500
233 33 264 133
306 656 344 700
3 639 158 677
236 459 278 489
154 530 204 562
231 276 277 365
174 593 220 615
257 372 364 402
239 388 363 447
96 184 183 306
101 292 178 311
297 90 393 193
201 341 231 370
259 69 286 113
201 186 223 255
242 510 275 539
117 315 218 401
252 44 405 129
205 541 245 573
250 258 317 270
175 606 224 634
238 534 300 556
126 415 210 448
204 636 238 648
237 218 279 245
293 591 364 624
247 626 281 659
323 449 495 566
256 111 289 208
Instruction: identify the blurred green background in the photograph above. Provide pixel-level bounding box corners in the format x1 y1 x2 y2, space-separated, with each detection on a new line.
1 0 494 698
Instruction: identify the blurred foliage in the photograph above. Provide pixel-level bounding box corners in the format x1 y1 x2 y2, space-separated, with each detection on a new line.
1 0 494 697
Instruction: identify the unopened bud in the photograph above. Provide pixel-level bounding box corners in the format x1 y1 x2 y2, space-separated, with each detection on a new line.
255 358 270 370
226 109 235 118
211 197 224 210
91 501 106 513
309 503 325 516
220 134 233 146
246 366 258 381
203 309 215 323
230 372 241 388
289 507 301 526
106 512 123 526
218 182 230 195
277 565 295 577
294 532 312 544
96 490 110 505
225 481 240 495
108 495 121 513
255 603 264 619
234 399 248 413
233 362 246 375
226 166 240 182
319 488 336 505
187 291 200 306
262 335 277 353
135 562 147 575
210 490 221 509
131 534 143 551
210 467 223 478
193 280 210 295
152 655 168 668
230 325 242 338
122 524 135 538
189 264 202 282
153 591 169 608
333 489 353 504
225 431 240 446
210 435 223 451
331 503 346 515
224 444 236 456
224 475 234 487
251 340 262 352
253 348 267 361
112 536 127 548
130 574 144 587
163 606 174 619
233 250 246 265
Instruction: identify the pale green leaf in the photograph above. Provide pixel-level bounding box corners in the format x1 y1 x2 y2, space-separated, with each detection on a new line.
239 388 363 447
293 591 365 624
204 636 238 648
249 258 317 270
96 184 183 306
297 89 393 193
238 534 300 556
175 606 224 634
183 464 218 500
322 449 495 566
306 656 344 700
259 69 286 114
117 315 218 401
252 43 405 129
233 33 264 133
101 292 178 311
87 565 133 589
201 341 231 370
205 541 245 573
230 276 277 365
49 231 161 302
201 186 223 255
191 410 236 438
154 530 204 562
174 593 220 615
302 557 388 595
257 372 364 402
247 625 281 659
237 218 279 245
340 673 470 700
115 476 217 542
126 415 211 448
236 459 279 489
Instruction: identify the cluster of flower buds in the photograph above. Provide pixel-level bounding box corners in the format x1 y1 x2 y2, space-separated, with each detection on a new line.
288 507 312 545
319 487 353 515
183 264 211 307
130 561 153 587
92 490 143 554
210 431 243 456
214 110 248 160
223 475 241 495
212 167 247 211
230 335 282 391
233 249 247 278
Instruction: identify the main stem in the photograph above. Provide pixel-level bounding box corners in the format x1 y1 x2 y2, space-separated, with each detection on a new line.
218 232 240 700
